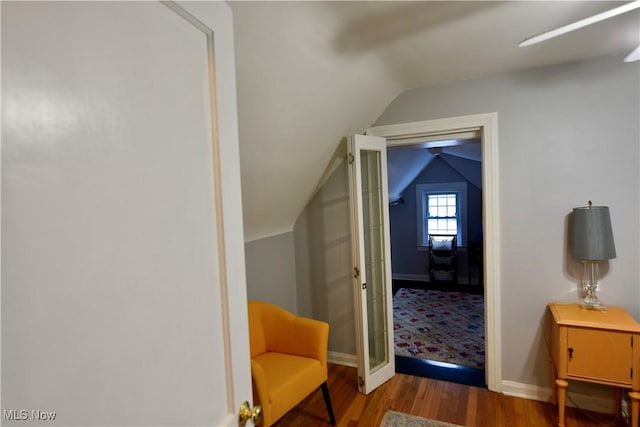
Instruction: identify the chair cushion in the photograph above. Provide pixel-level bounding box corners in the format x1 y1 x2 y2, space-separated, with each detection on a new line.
252 352 325 421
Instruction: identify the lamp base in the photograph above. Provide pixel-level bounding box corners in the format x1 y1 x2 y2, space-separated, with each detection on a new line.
579 294 606 311
579 262 606 311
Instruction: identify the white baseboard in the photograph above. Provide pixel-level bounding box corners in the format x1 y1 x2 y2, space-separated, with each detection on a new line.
392 274 429 282
501 381 551 402
501 381 616 415
391 273 476 286
328 351 357 367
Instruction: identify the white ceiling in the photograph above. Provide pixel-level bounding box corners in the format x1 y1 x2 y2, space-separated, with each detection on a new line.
229 1 640 242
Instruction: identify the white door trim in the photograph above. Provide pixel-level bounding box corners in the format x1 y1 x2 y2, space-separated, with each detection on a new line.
367 113 502 392
177 1 254 420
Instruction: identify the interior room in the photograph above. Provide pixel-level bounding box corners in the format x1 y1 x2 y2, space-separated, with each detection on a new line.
387 140 486 387
2 1 639 427
240 1 640 425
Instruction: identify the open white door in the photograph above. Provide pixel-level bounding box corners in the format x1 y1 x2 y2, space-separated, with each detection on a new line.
2 2 256 425
348 134 395 394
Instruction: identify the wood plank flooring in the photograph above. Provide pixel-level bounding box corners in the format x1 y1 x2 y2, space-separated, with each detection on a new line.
273 364 627 426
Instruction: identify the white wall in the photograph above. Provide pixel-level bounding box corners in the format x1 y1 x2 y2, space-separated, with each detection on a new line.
244 158 356 355
375 55 640 389
294 160 356 355
244 232 298 314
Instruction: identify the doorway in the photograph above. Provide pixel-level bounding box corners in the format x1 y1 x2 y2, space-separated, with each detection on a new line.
387 138 485 387
366 113 501 392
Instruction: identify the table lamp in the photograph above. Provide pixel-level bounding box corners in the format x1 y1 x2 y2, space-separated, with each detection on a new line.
571 201 616 310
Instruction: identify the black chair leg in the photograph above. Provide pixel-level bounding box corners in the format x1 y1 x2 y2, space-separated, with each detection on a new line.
320 381 336 425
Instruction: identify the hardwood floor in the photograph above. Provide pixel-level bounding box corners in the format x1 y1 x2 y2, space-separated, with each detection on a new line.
273 364 627 427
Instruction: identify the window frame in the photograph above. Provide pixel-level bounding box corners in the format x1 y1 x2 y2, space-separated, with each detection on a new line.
416 182 468 249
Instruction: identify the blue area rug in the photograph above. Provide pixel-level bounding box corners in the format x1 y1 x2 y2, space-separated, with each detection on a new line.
393 288 485 369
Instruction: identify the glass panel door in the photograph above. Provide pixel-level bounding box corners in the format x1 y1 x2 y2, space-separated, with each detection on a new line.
348 134 394 394
361 149 388 373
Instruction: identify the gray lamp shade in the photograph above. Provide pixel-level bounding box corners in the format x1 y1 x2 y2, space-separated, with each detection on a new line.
571 206 616 261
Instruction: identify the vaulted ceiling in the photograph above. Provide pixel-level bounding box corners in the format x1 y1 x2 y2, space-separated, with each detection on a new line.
387 141 481 202
229 1 639 242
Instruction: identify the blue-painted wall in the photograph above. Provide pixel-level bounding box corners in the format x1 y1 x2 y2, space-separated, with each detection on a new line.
389 153 482 280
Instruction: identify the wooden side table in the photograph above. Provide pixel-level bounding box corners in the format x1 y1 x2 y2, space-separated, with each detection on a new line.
548 303 640 427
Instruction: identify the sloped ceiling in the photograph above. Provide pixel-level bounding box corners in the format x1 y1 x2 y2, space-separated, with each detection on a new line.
387 142 481 202
229 1 639 242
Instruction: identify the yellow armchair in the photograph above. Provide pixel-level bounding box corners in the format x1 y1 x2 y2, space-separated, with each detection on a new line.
248 301 335 426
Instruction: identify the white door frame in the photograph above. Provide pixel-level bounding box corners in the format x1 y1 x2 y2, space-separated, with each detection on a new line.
367 112 501 392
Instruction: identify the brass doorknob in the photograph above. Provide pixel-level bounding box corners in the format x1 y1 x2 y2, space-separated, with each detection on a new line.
239 401 263 426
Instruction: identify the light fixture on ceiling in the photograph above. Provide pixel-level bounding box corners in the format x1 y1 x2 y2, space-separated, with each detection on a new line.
519 0 640 62
389 197 405 207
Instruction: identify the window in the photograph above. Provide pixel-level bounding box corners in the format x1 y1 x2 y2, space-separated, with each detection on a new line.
427 193 458 235
416 182 467 248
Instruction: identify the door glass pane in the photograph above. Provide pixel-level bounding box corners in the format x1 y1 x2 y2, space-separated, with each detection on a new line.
360 149 388 374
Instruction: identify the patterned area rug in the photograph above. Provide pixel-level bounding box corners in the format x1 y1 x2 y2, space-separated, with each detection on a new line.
393 288 485 368
379 411 463 427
